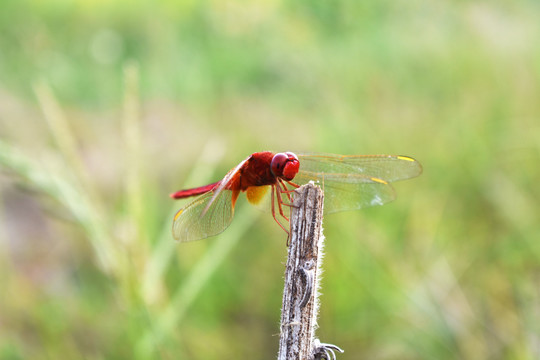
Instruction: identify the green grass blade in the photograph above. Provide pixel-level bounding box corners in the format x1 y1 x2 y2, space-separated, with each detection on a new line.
136 204 260 358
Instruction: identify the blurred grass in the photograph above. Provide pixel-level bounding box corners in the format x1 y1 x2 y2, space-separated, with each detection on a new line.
1 0 540 359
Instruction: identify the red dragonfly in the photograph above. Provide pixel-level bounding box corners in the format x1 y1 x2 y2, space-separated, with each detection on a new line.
171 151 422 242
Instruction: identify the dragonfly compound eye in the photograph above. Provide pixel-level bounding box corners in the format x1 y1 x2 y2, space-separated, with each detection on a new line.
271 153 288 177
272 152 299 181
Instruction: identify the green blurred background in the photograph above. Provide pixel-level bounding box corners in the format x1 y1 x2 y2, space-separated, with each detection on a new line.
1 0 539 359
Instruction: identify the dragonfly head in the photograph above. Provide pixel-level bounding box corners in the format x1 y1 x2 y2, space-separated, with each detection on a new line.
271 152 300 181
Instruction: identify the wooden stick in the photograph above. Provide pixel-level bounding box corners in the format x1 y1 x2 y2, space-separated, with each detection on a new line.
277 183 343 360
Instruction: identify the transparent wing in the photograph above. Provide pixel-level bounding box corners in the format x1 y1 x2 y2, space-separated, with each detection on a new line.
293 171 396 214
297 154 422 182
172 189 234 242
245 184 292 219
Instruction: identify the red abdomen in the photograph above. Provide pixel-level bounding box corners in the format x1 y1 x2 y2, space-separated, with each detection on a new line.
170 181 220 199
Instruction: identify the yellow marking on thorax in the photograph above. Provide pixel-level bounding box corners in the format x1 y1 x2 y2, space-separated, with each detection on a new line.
246 185 270 205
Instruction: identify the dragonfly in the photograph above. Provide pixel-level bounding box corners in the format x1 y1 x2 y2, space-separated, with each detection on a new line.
171 151 422 242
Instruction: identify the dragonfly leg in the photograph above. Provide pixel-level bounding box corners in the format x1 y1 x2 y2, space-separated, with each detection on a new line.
286 180 300 188
275 184 290 222
271 185 290 238
278 179 300 209
278 180 294 201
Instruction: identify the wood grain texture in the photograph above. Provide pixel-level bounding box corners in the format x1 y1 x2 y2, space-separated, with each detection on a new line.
277 183 325 360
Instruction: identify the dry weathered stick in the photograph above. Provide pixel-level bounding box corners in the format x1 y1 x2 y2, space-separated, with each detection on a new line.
277 183 343 360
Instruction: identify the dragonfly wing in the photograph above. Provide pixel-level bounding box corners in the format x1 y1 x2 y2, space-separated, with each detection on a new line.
172 189 234 242
293 171 396 214
246 184 292 219
204 157 248 212
298 154 422 182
